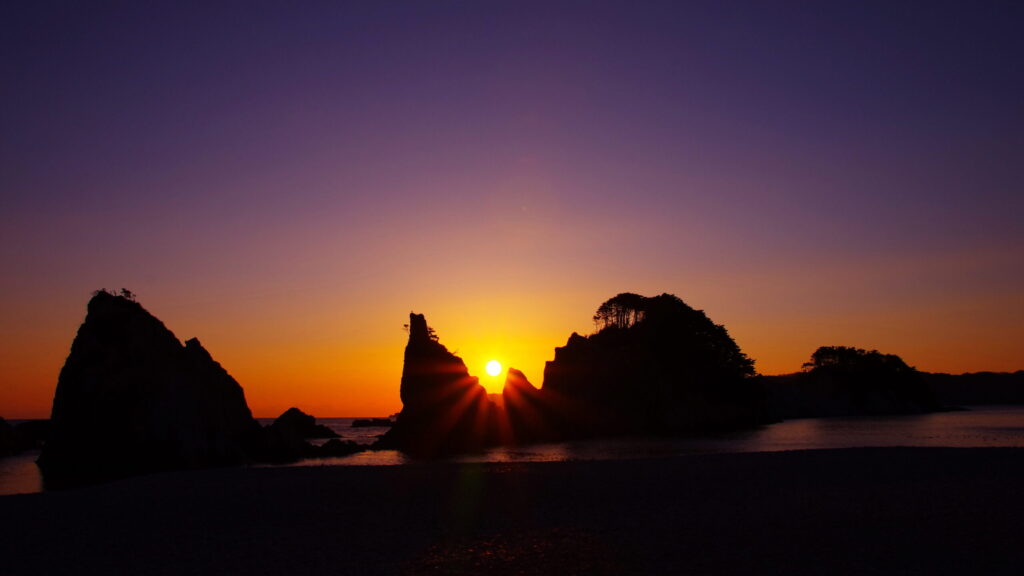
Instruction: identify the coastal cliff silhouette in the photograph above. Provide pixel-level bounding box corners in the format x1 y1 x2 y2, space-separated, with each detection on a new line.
23 289 1023 479
373 293 1006 457
38 290 361 487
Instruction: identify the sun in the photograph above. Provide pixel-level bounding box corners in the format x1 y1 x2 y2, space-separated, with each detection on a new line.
485 360 502 377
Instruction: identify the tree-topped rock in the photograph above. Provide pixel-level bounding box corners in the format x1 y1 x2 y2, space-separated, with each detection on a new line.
761 346 941 419
802 345 938 414
590 293 755 378
540 293 764 436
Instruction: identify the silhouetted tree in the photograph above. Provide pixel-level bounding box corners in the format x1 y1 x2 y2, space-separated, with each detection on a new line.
593 292 647 330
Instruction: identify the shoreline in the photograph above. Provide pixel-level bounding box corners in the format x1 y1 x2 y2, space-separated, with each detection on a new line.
2 446 1022 575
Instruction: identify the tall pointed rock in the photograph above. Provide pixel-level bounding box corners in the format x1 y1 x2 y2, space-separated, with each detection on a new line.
376 313 499 456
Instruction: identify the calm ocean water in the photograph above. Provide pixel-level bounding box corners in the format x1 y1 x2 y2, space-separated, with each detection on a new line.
3 406 1023 496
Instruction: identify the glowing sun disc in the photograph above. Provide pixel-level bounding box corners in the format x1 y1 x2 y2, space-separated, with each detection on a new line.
485 360 502 377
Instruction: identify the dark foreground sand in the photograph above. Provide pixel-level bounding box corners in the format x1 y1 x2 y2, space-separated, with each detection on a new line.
1 447 1022 575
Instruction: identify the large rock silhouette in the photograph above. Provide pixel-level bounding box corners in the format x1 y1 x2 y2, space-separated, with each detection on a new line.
516 293 767 439
375 313 500 456
38 291 264 487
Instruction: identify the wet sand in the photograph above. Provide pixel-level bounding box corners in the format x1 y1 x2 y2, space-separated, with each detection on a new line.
1 447 1022 575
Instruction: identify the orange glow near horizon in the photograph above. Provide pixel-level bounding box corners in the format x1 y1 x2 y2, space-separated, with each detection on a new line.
2 283 1021 420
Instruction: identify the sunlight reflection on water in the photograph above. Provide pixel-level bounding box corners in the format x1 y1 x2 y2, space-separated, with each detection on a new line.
0 451 42 496
3 407 1022 495
291 407 1024 467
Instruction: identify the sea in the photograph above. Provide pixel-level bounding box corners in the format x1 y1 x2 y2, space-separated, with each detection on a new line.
3 405 1023 496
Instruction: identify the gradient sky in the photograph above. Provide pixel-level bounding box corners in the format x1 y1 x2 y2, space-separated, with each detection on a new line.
2 1 1022 418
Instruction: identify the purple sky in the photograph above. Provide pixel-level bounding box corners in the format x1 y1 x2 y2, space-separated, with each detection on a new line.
2 1 1022 417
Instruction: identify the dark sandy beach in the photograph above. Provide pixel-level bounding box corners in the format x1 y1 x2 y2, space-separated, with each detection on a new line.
1 447 1021 575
